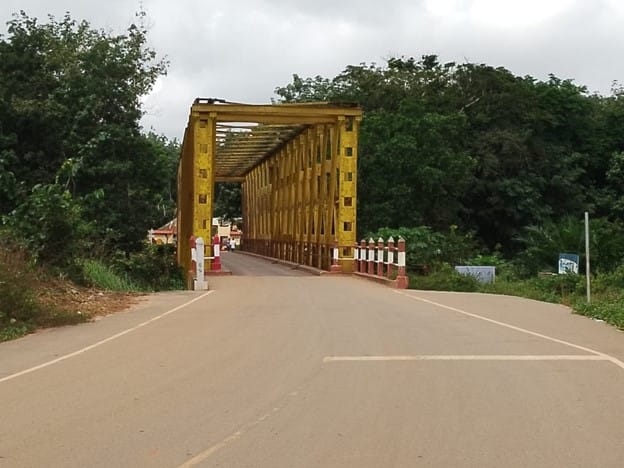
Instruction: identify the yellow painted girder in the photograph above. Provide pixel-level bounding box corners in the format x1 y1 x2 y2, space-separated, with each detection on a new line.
178 100 362 281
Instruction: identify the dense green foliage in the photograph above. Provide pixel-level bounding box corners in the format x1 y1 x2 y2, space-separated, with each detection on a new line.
0 12 182 339
214 182 242 221
80 246 184 292
80 259 142 292
0 237 87 341
0 12 177 256
276 59 624 327
365 226 477 272
112 244 185 291
275 56 624 271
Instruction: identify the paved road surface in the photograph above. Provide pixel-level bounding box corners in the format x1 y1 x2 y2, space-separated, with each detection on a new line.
1 252 623 467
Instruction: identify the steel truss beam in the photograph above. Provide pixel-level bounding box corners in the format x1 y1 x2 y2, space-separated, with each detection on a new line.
177 100 362 280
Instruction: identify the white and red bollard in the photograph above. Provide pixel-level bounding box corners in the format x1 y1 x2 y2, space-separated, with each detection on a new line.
360 239 367 273
211 234 221 272
387 236 395 279
396 236 408 289
367 238 375 275
377 237 384 276
330 239 341 273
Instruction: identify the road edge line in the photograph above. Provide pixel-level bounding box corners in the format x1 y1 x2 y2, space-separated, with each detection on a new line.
394 290 624 371
0 291 214 384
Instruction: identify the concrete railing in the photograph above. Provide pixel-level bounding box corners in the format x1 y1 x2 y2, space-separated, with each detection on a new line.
354 236 408 288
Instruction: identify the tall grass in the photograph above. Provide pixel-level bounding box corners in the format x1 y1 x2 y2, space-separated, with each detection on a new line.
80 259 141 292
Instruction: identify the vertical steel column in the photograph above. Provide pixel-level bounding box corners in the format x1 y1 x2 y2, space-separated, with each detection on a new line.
302 129 314 266
337 116 359 272
177 125 195 276
294 136 305 264
193 113 216 270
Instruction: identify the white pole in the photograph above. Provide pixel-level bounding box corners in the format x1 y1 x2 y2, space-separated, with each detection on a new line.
194 237 207 291
585 212 591 304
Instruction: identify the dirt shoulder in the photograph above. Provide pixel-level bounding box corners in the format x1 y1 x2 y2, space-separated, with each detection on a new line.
36 277 143 319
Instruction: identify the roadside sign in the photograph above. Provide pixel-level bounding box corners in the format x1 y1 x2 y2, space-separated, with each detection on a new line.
558 253 579 274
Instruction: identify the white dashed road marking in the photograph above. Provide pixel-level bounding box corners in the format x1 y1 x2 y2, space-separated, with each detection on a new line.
393 290 624 371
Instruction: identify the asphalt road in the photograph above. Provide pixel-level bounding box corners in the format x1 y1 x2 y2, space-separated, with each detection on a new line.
1 252 623 467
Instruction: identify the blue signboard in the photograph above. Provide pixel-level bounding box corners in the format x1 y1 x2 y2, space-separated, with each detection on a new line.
558 253 579 274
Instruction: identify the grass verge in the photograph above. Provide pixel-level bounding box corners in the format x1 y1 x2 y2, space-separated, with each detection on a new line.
80 259 142 292
409 266 624 330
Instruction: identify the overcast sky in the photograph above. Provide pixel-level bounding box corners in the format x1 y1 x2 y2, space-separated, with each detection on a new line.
2 0 623 140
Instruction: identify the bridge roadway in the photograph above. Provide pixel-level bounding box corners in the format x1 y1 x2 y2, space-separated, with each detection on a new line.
1 252 624 467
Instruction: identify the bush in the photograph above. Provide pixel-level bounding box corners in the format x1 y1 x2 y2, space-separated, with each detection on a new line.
481 272 583 303
3 183 91 267
573 297 624 329
366 225 478 272
0 238 87 341
409 263 480 292
78 244 183 292
534 272 584 301
0 244 41 327
80 259 141 292
113 243 184 291
590 264 624 293
514 216 624 276
465 252 519 282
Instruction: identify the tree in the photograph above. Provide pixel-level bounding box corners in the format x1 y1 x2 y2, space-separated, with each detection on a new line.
214 182 242 222
358 101 473 234
0 11 171 254
274 56 624 260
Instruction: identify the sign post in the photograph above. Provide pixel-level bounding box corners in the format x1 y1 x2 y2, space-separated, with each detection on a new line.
585 211 591 304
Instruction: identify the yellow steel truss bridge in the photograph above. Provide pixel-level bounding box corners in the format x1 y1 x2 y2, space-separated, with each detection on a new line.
177 99 362 280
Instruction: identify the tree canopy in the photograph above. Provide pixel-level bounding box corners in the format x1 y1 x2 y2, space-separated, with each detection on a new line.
0 11 176 263
275 56 624 264
3 9 624 277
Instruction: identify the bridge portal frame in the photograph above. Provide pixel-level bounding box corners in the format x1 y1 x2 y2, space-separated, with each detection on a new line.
177 100 362 280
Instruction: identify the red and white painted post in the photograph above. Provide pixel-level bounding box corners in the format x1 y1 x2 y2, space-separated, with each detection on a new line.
367 238 375 275
360 239 367 273
387 236 395 279
189 235 197 280
211 234 221 272
396 236 408 289
377 237 384 276
330 239 341 273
